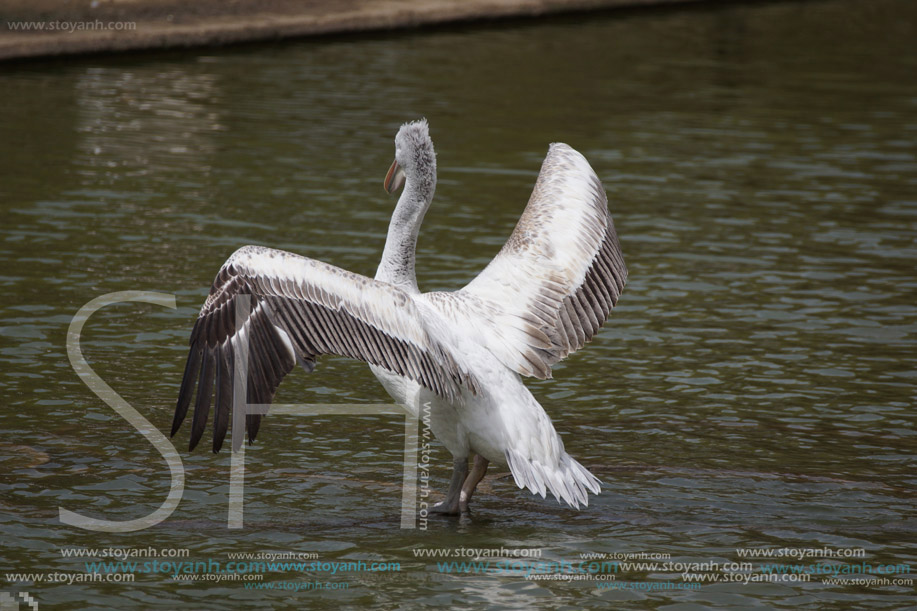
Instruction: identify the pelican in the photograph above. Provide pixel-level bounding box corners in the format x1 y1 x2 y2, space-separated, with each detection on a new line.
171 119 627 514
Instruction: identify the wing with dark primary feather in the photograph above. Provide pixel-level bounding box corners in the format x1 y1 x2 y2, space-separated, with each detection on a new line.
447 143 627 379
172 245 479 452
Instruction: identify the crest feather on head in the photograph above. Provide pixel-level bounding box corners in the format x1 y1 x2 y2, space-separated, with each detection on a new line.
395 118 436 173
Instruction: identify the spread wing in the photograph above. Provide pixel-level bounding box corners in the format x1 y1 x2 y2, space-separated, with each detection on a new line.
171 245 479 452
454 143 627 378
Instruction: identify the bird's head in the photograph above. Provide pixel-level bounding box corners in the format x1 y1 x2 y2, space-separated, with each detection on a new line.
384 118 436 194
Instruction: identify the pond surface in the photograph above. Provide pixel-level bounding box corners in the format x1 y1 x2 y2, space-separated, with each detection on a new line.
1 0 916 608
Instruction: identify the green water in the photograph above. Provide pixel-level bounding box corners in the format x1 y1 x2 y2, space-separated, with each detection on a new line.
1 0 915 608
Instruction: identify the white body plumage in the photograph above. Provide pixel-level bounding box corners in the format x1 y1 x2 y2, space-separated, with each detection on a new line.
172 119 626 512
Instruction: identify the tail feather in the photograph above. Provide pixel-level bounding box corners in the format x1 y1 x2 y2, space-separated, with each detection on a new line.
505 448 602 509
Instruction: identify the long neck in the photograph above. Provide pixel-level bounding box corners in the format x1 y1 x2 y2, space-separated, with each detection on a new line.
376 173 435 293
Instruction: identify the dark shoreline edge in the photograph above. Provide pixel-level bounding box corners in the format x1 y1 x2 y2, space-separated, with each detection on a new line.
0 0 707 62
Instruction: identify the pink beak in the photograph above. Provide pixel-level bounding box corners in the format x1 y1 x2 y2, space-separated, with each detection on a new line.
384 159 405 194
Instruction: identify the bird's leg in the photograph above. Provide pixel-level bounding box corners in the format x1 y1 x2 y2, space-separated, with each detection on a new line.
430 456 468 515
459 454 489 513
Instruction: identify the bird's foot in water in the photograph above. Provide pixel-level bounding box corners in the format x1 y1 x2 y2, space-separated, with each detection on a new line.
430 456 488 515
458 490 474 514
430 492 475 515
429 456 469 515
429 499 461 515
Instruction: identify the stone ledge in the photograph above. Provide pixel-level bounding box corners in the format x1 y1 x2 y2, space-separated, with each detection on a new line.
0 0 704 61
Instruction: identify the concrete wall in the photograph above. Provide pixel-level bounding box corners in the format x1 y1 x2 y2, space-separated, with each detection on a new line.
0 0 706 61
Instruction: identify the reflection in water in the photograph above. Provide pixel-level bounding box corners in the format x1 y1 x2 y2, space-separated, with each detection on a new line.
74 66 224 180
0 0 916 608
